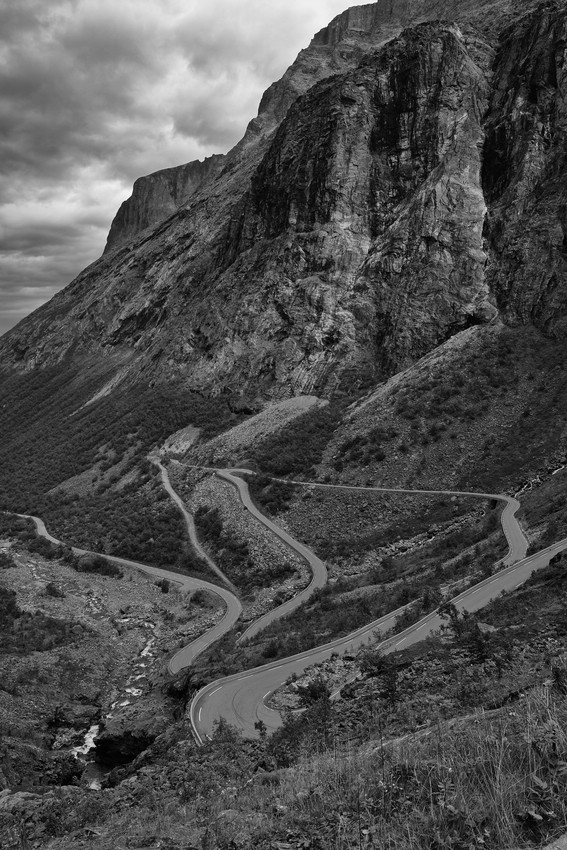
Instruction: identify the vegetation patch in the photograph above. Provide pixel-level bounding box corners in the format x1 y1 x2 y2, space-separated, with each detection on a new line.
244 401 347 478
40 476 206 575
74 553 123 578
11 679 567 850
246 474 298 514
195 504 294 592
0 585 78 655
334 423 398 469
519 470 567 551
0 360 244 513
0 551 17 570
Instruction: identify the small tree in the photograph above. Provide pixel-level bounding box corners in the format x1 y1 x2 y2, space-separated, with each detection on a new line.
296 675 330 706
360 648 399 705
0 552 17 570
45 582 65 598
439 602 491 662
254 719 267 740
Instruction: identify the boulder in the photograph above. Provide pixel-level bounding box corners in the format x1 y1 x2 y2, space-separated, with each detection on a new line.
0 790 41 813
94 708 169 766
52 703 101 730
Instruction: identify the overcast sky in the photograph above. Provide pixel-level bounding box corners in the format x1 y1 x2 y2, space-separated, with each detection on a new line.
0 0 351 336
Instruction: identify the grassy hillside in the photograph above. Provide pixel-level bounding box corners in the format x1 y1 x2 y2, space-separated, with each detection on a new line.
0 356 241 511
0 357 248 573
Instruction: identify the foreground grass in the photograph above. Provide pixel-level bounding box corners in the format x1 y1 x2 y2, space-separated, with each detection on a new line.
268 686 567 850
13 684 567 849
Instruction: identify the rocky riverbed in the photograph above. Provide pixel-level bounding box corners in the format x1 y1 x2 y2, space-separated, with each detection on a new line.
0 537 222 790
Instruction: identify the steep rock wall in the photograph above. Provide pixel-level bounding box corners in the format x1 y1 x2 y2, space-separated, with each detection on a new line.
483 3 567 338
208 23 495 384
104 155 225 253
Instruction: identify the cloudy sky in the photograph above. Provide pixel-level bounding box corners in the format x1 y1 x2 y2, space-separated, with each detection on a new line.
0 0 351 336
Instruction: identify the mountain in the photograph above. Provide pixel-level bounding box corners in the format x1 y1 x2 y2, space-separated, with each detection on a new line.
0 0 565 516
104 155 226 254
0 0 566 532
1 0 563 400
3 3 567 847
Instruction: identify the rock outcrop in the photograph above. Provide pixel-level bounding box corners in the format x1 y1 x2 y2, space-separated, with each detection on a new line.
94 707 169 766
483 3 567 339
0 0 565 402
104 155 225 253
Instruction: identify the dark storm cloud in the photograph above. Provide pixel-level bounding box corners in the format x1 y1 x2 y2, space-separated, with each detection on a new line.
0 2 167 184
0 0 349 336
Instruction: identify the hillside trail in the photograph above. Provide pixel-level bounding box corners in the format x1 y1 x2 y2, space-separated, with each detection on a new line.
149 456 238 593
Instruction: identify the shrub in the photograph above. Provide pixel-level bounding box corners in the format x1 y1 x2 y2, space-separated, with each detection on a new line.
247 475 297 514
0 586 76 654
191 590 207 607
75 554 123 578
45 582 65 598
0 551 17 570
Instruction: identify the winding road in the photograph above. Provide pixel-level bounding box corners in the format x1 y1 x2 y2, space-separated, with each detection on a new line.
150 457 238 593
217 470 327 644
14 465 567 746
15 512 242 675
274 477 527 566
187 472 567 743
190 528 567 742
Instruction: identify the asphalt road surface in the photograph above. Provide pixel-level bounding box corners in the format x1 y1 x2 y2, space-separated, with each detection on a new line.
276 477 528 566
190 533 567 742
187 472 561 743
10 465 554 746
216 470 327 644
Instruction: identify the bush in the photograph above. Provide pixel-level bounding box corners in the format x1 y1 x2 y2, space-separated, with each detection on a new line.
247 475 297 514
0 586 76 654
45 582 65 598
75 554 123 578
25 536 65 560
191 590 208 607
0 551 17 570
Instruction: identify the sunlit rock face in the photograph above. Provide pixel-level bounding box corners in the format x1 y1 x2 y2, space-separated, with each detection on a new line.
104 155 226 254
1 0 565 400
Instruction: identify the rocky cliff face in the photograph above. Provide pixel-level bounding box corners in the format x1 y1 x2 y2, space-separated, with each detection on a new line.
104 155 225 253
483 3 567 339
102 0 541 256
0 0 565 402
